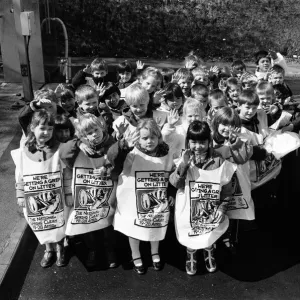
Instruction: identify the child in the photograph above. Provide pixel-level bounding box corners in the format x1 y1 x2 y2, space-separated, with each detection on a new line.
160 67 175 88
54 114 75 143
169 120 236 275
64 113 117 268
191 83 209 114
172 68 194 98
225 77 242 109
117 60 135 89
206 89 228 127
158 82 184 113
55 84 77 118
12 110 70 268
107 119 174 275
240 72 258 90
184 52 205 71
72 57 109 92
231 60 246 80
162 98 205 159
191 67 210 87
254 50 287 81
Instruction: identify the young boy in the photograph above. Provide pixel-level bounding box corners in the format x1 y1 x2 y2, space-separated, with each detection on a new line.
72 58 109 94
116 61 136 90
206 89 228 126
231 60 246 80
191 67 210 87
190 84 209 115
172 68 193 98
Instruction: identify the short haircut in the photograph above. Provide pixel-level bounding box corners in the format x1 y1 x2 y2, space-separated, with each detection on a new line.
226 77 242 92
191 83 209 98
75 85 98 104
54 114 75 137
208 89 228 105
102 82 121 100
117 61 132 74
256 81 274 96
74 113 106 138
55 84 75 103
125 83 149 106
172 68 193 83
238 89 259 106
254 50 270 65
139 67 163 83
136 118 162 142
270 64 285 76
186 121 211 146
90 57 108 72
191 67 207 78
34 88 58 103
231 60 246 71
183 98 203 117
211 107 241 130
163 82 183 101
184 52 204 69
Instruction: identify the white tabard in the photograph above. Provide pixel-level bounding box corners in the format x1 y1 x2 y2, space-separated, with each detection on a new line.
11 148 68 245
175 160 236 250
66 151 116 235
114 147 174 241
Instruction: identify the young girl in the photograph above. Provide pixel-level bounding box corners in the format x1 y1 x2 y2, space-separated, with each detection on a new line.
172 68 193 98
55 84 77 118
169 121 236 275
12 110 70 268
225 77 242 109
108 119 174 275
54 114 75 143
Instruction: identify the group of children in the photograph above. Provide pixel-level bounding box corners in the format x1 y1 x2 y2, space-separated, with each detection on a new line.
11 50 300 276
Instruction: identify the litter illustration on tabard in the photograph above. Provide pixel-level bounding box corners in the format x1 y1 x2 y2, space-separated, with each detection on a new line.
227 173 248 211
73 168 113 224
23 171 65 232
189 181 221 236
135 171 170 228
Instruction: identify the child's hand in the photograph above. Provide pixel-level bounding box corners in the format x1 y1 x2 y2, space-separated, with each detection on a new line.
268 104 279 115
93 166 107 176
268 50 278 60
124 130 139 148
218 78 227 92
185 61 197 70
168 196 175 207
182 149 194 165
96 82 106 98
284 96 292 105
209 65 219 77
79 142 95 155
136 60 144 70
65 195 74 207
83 64 91 74
167 109 180 127
153 90 166 104
17 198 25 208
213 209 224 223
115 120 129 137
33 98 52 108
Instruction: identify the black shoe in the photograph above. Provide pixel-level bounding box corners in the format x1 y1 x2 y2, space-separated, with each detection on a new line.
151 253 162 271
106 249 118 268
56 247 67 267
132 258 146 275
40 250 56 268
86 250 97 268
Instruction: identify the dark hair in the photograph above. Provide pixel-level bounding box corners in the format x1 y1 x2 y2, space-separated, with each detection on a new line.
160 68 175 85
117 61 132 74
231 60 246 71
270 64 285 76
185 120 211 148
54 114 75 138
59 85 75 103
208 89 228 105
90 57 108 72
191 83 209 98
163 82 184 101
26 110 55 148
254 50 270 65
101 82 121 100
238 89 260 106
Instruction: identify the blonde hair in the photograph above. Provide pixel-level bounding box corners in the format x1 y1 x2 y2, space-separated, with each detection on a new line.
125 83 149 106
139 67 163 83
191 67 207 78
183 98 203 119
172 68 193 83
74 113 106 138
75 85 98 104
136 118 163 144
34 88 58 103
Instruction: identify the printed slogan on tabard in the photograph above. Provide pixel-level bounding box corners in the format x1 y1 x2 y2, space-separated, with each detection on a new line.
23 171 65 232
73 168 113 224
189 181 221 236
135 171 170 228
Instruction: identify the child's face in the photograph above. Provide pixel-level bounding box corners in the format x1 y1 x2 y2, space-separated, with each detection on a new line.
92 70 107 79
218 124 235 139
141 76 160 94
210 99 227 111
85 125 103 145
269 72 284 85
167 96 183 110
189 139 209 155
258 93 274 111
39 100 57 115
232 67 245 79
239 103 258 120
258 58 271 72
119 71 132 83
193 91 209 104
55 128 71 143
139 128 159 152
193 75 209 86
32 123 53 146
185 107 202 124
228 85 241 103
79 96 98 113
177 78 192 96
105 92 120 108
130 102 148 119
61 97 75 112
